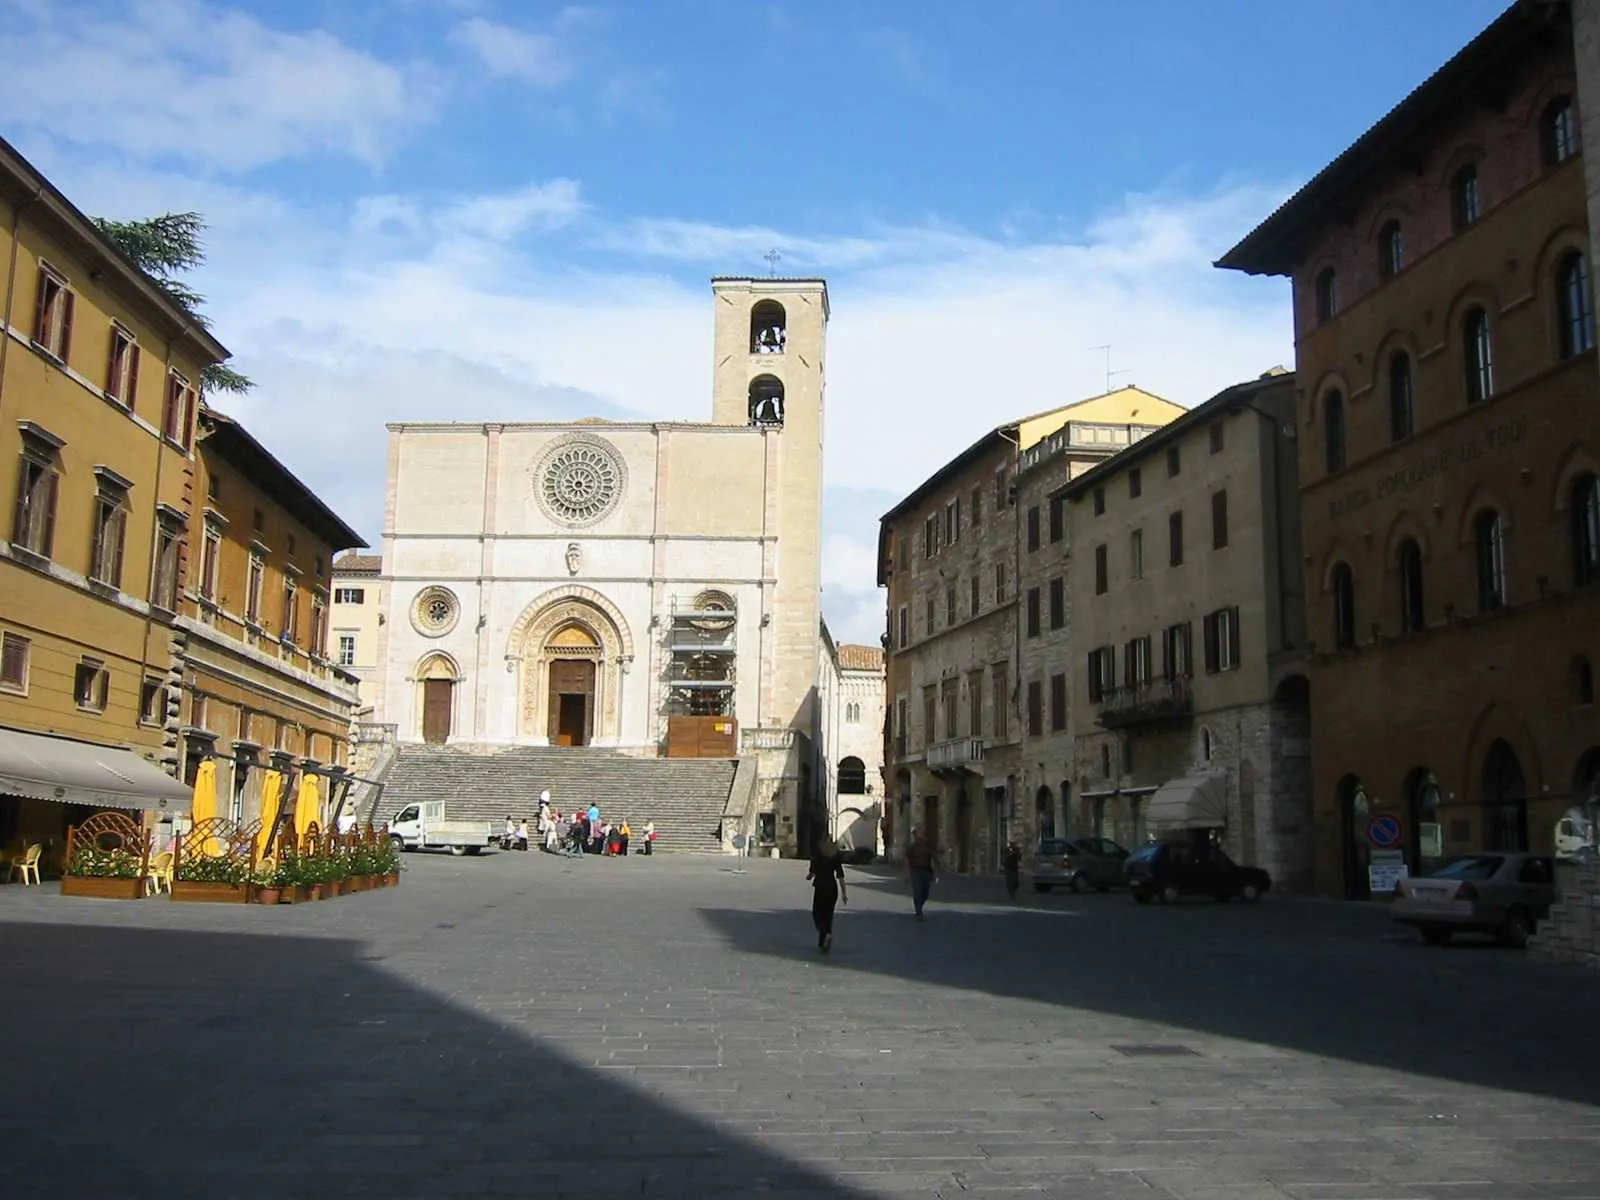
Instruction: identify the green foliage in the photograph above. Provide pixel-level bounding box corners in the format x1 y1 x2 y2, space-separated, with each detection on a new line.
375 838 400 876
91 211 253 395
67 844 143 879
175 854 248 885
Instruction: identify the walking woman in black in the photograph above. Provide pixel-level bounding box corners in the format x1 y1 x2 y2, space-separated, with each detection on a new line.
806 843 848 952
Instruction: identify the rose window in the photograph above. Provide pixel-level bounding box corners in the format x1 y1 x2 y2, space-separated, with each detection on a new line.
411 586 460 637
535 436 625 527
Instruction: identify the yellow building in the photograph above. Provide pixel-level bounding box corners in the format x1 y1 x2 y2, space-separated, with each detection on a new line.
179 408 366 831
0 135 226 856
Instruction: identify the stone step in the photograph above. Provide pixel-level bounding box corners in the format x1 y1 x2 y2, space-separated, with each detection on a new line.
369 744 738 853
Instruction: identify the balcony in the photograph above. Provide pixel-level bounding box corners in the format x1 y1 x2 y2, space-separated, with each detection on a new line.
926 735 987 775
1095 678 1193 730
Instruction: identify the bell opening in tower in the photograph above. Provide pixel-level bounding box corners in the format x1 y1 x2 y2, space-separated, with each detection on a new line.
751 300 786 355
749 375 784 428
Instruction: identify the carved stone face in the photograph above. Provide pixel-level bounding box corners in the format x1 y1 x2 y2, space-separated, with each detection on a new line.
565 543 581 575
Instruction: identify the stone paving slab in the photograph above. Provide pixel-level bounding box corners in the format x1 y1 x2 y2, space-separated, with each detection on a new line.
4 850 1600 1198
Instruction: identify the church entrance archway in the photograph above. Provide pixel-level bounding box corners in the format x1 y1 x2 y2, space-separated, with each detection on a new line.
417 653 458 745
507 587 634 747
548 652 597 747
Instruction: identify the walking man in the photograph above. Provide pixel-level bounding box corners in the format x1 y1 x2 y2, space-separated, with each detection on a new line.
807 842 848 952
905 825 936 920
1002 841 1022 900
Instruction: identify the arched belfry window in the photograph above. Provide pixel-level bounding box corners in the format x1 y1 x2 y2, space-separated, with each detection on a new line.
1558 251 1594 358
1388 351 1414 442
1544 95 1577 167
1573 472 1600 586
751 300 786 354
838 756 866 795
1464 307 1494 403
1314 268 1338 322
749 375 784 427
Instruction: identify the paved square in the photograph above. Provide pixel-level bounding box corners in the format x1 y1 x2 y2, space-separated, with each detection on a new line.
4 852 1600 1199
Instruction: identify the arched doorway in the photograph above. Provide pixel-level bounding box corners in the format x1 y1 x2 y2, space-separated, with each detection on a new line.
417 653 457 744
838 757 866 795
1337 774 1370 900
547 623 598 746
1481 739 1527 852
1403 767 1443 876
1034 785 1054 841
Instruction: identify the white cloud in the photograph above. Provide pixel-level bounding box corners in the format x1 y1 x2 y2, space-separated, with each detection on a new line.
439 180 586 241
450 16 574 87
0 0 429 171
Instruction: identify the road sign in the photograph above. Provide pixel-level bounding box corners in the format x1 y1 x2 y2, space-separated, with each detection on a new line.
1367 813 1404 850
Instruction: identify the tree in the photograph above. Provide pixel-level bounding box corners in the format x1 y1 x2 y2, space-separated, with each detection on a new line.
92 212 252 395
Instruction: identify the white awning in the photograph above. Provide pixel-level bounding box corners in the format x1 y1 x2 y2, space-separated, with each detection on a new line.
0 728 190 813
1148 773 1228 829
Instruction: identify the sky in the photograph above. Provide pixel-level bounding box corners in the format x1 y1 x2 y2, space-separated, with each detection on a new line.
0 0 1511 646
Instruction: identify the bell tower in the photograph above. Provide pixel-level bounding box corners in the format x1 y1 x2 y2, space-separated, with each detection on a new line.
710 275 827 435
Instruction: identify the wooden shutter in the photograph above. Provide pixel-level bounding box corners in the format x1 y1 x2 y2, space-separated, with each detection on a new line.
1203 612 1219 674
33 268 50 341
127 344 141 410
60 291 75 362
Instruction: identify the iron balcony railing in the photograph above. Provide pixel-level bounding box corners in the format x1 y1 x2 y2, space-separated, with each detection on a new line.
1095 677 1193 729
926 735 987 772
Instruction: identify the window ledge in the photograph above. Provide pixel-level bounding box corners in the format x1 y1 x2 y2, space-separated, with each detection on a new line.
0 683 27 697
86 578 121 601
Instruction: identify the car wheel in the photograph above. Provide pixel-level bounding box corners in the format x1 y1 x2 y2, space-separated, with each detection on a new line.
1239 883 1262 903
1071 873 1090 894
1033 883 1049 893
449 845 468 857
1420 925 1452 946
1133 892 1152 905
1500 906 1534 949
1161 884 1181 905
466 846 483 856
389 836 406 853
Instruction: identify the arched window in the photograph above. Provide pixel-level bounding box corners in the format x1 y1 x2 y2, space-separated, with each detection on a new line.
1388 351 1414 442
1398 538 1425 633
1463 307 1494 403
1543 96 1578 167
1451 164 1481 231
1378 220 1404 279
748 375 784 427
750 300 786 354
1034 784 1055 840
1314 268 1338 322
1331 562 1356 649
1573 472 1600 586
1558 251 1595 358
838 756 866 795
1323 390 1347 473
1475 509 1507 611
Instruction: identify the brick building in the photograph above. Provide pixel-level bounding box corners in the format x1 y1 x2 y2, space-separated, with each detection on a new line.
1057 372 1312 888
1219 0 1600 896
877 388 1183 872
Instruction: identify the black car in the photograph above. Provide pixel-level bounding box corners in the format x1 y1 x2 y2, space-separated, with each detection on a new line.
1125 840 1271 904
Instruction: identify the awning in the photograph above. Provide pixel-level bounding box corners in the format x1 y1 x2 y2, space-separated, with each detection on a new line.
0 728 191 813
1148 773 1229 830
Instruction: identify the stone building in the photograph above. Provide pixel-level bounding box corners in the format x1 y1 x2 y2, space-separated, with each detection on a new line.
1057 372 1312 887
372 278 830 855
177 409 366 827
0 135 227 853
1218 0 1600 896
815 633 885 855
877 388 1184 872
1012 390 1181 851
330 551 383 716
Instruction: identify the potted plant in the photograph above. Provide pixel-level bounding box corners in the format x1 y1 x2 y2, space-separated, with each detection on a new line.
252 864 282 906
277 854 309 903
376 839 401 886
61 842 147 900
172 852 251 903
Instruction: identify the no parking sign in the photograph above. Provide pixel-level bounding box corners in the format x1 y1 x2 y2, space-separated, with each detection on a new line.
1366 813 1404 850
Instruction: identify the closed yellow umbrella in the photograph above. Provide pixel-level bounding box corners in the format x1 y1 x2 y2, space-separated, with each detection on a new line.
254 770 284 862
189 759 220 855
293 773 321 844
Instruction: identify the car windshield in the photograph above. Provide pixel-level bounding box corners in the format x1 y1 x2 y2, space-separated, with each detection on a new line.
1430 856 1504 881
1128 844 1162 863
1036 840 1070 856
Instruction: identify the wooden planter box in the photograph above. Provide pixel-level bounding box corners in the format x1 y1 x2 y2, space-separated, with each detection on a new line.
61 875 145 900
171 880 251 904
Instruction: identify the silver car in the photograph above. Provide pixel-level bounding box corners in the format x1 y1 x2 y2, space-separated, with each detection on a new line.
1392 853 1555 948
1031 837 1129 893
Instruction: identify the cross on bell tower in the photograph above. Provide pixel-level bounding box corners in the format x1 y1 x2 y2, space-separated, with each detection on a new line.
764 249 781 277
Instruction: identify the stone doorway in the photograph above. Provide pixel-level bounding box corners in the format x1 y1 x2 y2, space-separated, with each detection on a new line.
548 658 596 747
418 654 458 744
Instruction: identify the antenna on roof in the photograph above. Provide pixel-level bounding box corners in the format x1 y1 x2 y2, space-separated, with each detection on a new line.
1089 345 1129 395
764 248 781 277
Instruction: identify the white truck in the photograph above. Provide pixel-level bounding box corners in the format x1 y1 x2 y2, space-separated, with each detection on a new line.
387 801 497 856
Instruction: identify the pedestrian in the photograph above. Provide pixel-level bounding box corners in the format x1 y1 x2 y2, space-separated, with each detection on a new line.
587 803 602 854
618 819 631 855
643 820 656 856
1002 841 1022 900
503 815 516 849
905 825 937 920
515 818 529 852
806 841 848 952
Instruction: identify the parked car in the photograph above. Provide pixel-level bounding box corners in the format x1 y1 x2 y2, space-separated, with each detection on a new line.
1392 853 1555 947
1031 837 1129 893
1125 840 1271 904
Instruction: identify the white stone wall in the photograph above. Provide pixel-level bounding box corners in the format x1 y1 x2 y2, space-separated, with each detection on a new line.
330 566 383 714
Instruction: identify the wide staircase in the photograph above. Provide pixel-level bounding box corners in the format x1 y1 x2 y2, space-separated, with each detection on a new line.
364 744 740 854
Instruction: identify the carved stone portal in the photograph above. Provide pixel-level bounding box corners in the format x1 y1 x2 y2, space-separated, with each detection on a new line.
506 587 634 745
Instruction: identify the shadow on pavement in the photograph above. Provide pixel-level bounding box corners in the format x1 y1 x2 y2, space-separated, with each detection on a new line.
697 901 1600 1112
0 920 869 1200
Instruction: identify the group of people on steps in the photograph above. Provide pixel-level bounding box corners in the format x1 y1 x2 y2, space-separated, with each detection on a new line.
501 791 657 856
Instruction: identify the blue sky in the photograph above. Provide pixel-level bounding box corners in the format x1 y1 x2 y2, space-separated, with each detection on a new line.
0 0 1510 643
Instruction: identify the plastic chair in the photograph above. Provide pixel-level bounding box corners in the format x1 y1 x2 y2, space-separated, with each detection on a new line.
7 844 42 886
145 850 174 895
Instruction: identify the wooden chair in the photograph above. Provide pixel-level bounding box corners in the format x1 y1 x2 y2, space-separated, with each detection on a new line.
145 850 174 895
7 844 42 886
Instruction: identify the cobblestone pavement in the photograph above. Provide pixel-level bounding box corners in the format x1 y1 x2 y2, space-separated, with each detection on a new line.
5 852 1600 1199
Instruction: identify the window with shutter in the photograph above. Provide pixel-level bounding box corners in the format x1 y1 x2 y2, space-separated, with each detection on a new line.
1049 673 1067 731
1049 577 1065 629
1212 490 1229 550
1026 587 1041 637
1204 611 1220 674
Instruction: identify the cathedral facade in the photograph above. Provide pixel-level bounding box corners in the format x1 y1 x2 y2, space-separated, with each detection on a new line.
371 277 828 850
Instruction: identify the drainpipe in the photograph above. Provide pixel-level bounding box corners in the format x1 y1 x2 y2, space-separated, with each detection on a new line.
0 189 43 427
997 426 1022 844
